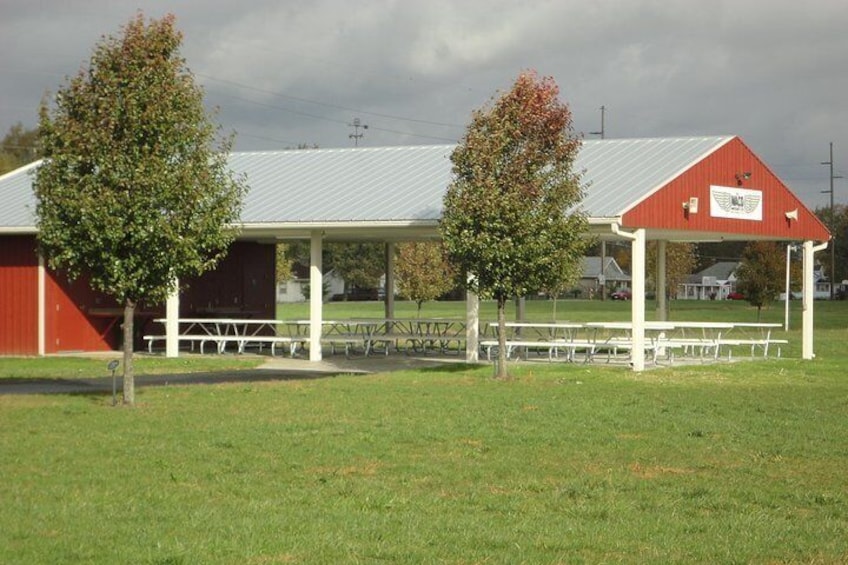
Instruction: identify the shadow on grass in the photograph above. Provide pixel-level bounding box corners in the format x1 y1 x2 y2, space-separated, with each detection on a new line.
0 369 345 396
412 362 489 375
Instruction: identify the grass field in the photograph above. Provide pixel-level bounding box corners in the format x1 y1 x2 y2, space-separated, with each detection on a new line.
1 299 846 563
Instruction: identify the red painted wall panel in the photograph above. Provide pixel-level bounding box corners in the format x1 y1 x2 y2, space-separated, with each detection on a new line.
45 270 120 353
0 236 38 355
2 239 279 354
622 137 830 241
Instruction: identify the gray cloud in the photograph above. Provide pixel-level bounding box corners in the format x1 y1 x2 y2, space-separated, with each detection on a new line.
1 0 845 208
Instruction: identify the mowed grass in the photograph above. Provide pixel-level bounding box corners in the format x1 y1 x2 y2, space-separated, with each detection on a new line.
0 355 264 381
1 299 847 563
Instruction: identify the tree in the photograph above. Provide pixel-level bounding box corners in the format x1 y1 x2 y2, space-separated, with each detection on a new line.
815 204 848 289
275 244 294 284
0 123 40 175
35 13 245 405
647 242 697 303
395 241 456 316
440 71 587 379
327 242 385 298
735 241 784 320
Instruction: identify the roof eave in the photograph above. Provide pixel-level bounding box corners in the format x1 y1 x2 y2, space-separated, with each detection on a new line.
238 219 441 242
0 226 37 235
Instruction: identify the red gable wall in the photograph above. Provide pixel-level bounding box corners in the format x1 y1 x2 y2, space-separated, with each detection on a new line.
621 137 830 242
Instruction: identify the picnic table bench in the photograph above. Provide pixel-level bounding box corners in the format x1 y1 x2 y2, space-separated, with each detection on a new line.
144 319 308 357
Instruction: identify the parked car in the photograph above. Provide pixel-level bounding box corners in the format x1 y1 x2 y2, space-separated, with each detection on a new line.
727 292 745 300
611 289 632 300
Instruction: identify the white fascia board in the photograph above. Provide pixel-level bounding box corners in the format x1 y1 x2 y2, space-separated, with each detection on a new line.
239 220 441 241
0 226 38 234
0 159 42 182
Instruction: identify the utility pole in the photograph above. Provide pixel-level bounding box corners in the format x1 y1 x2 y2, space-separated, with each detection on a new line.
590 105 607 299
589 105 605 139
821 142 842 299
348 117 368 147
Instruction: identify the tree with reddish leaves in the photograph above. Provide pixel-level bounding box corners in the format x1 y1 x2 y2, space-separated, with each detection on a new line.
440 72 587 379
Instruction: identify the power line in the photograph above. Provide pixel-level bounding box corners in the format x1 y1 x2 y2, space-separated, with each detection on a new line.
197 73 464 130
211 91 458 143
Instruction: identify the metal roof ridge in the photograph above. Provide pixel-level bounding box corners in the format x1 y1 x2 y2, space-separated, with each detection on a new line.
231 144 455 157
581 134 734 144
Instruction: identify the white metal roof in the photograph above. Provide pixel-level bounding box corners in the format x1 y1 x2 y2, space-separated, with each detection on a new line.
577 136 732 217
231 144 454 224
0 136 733 233
0 161 42 231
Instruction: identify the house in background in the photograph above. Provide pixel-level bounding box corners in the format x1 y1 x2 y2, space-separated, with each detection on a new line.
276 264 344 303
577 256 631 298
780 265 831 300
681 261 833 301
678 262 740 300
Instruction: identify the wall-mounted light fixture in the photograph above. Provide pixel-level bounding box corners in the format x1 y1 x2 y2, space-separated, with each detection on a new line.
682 196 699 217
735 171 752 185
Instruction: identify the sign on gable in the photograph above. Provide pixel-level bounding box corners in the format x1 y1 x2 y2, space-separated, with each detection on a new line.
710 185 763 221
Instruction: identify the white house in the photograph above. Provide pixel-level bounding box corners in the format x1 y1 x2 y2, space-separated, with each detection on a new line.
678 262 740 300
277 265 345 303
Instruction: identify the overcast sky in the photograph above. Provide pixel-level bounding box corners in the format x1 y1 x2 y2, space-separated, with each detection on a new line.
1 0 845 209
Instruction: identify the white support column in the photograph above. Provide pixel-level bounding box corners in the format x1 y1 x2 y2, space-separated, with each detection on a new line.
656 240 668 321
165 282 180 358
465 274 479 363
37 254 46 356
612 225 646 371
631 229 647 371
802 240 829 360
384 242 395 321
309 231 324 362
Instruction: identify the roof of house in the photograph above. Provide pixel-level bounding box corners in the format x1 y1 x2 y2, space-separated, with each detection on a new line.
580 256 631 281
686 261 741 284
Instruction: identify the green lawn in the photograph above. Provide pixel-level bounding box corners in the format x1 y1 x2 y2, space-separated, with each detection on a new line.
0 355 264 381
1 299 846 563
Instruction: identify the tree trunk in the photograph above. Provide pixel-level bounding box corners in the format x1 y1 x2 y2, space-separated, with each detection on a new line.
122 299 136 405
496 296 509 380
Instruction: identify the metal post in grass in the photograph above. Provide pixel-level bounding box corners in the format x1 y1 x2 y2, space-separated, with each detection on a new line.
108 359 120 406
785 244 797 331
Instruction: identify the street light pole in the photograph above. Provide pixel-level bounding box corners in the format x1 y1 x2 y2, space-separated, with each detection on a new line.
785 244 796 331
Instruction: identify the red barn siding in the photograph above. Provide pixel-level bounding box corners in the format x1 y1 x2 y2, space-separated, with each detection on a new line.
622 137 830 241
0 236 38 355
45 271 120 353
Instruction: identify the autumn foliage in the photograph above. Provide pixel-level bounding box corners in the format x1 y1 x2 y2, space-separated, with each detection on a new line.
440 72 587 378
